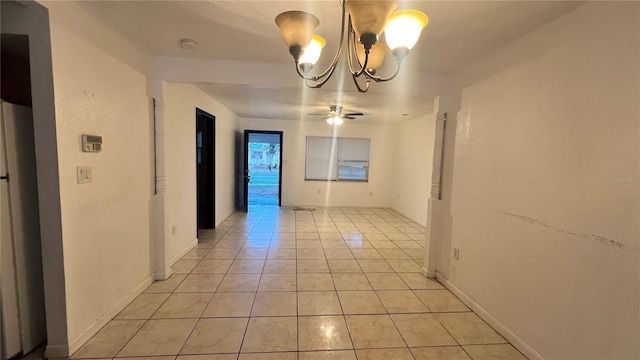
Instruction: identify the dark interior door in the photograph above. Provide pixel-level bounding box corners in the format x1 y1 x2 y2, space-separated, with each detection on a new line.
196 109 215 229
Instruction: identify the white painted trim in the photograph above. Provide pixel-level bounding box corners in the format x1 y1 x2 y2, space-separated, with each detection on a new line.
284 204 393 210
153 97 170 281
283 205 427 227
65 275 154 356
154 269 173 281
421 266 436 279
390 206 427 227
170 238 198 266
435 272 545 360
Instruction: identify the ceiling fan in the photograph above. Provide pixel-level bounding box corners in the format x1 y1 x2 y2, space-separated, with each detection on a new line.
309 105 364 126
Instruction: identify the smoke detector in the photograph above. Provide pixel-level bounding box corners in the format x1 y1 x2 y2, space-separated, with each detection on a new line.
178 39 198 50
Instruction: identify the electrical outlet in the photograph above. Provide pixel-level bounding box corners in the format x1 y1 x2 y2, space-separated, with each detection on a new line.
171 225 176 236
453 246 460 261
318 189 321 195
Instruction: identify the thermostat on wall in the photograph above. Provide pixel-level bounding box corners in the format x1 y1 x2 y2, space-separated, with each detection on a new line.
82 134 102 152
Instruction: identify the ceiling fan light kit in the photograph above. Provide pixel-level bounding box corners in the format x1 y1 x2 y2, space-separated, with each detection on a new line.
275 0 428 93
309 105 364 127
326 116 344 126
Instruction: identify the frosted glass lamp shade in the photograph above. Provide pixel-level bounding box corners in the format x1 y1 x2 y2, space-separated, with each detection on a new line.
356 41 389 72
275 11 320 48
327 116 344 126
384 10 428 51
299 35 326 65
345 0 397 37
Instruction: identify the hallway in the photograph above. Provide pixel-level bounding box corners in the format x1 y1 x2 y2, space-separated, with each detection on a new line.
71 206 526 360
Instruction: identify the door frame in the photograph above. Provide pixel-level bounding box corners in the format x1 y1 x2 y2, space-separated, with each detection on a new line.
243 130 283 211
196 108 215 230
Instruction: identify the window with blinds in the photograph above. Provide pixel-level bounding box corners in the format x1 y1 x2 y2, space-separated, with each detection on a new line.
305 136 370 181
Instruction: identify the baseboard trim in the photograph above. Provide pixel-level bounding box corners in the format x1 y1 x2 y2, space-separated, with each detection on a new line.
65 274 154 356
283 204 392 211
390 206 427 227
170 238 198 266
282 204 427 227
435 272 544 360
44 343 69 359
154 269 173 281
421 266 436 279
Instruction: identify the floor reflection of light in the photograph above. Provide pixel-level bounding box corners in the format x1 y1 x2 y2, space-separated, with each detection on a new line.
246 239 270 248
321 322 335 339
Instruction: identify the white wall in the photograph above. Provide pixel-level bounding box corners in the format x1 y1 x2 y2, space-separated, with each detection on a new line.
242 118 393 208
440 2 639 359
163 83 240 262
45 1 154 354
390 113 436 225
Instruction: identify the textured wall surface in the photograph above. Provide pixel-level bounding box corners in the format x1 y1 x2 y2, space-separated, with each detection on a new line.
163 83 240 262
390 112 437 225
441 2 639 358
47 1 153 347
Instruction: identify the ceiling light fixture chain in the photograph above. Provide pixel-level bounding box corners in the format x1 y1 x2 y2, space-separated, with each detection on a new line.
276 0 428 93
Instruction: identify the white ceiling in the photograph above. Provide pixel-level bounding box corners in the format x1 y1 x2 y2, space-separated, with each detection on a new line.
77 1 583 124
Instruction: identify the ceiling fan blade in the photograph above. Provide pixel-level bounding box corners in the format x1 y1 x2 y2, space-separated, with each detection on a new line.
344 112 364 116
307 113 328 116
343 116 357 120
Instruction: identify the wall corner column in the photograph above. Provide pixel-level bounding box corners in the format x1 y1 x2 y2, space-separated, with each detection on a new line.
153 97 172 280
424 96 448 279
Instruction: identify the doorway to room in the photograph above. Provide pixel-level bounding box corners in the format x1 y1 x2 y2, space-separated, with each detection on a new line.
243 130 283 211
1 33 47 358
196 108 215 232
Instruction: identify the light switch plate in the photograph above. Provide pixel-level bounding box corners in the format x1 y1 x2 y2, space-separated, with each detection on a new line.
77 166 92 184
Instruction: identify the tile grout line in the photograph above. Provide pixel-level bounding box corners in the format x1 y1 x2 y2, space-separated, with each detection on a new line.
86 207 508 359
331 207 364 358
147 213 242 358
178 213 249 357
295 209 300 355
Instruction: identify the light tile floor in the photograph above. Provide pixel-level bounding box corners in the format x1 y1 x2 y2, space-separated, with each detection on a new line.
71 206 527 360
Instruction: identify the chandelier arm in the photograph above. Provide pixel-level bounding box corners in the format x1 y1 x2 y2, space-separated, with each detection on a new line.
313 61 340 88
372 59 403 82
296 66 339 89
346 17 369 78
302 62 340 88
280 0 425 91
356 52 370 78
295 63 321 81
304 79 324 88
346 19 361 75
296 0 347 84
351 73 371 93
362 67 379 79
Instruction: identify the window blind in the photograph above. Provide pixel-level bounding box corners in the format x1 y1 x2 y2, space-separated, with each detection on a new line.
305 136 338 180
306 136 370 181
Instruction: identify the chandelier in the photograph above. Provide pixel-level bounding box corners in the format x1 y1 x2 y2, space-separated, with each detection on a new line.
275 0 428 93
